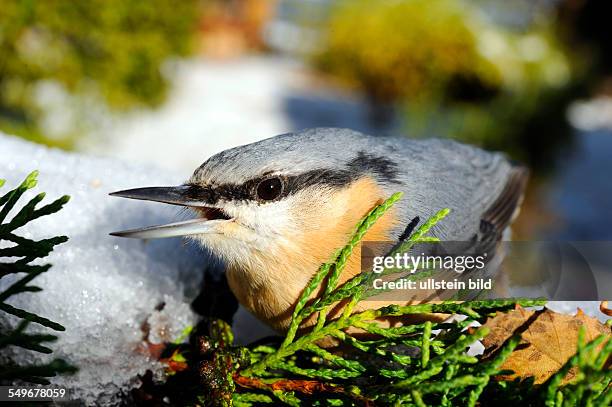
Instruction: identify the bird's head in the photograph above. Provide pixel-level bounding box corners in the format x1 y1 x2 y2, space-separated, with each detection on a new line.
111 129 401 327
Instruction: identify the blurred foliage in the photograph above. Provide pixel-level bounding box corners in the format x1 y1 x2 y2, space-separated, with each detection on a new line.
313 0 587 173
315 0 500 105
0 0 202 147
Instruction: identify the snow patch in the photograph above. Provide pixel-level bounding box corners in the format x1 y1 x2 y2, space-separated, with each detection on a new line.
0 133 208 404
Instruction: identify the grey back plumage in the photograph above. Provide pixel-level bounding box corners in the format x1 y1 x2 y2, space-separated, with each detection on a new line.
191 128 525 241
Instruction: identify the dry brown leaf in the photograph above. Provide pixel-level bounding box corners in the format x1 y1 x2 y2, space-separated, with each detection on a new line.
600 301 612 317
481 306 610 384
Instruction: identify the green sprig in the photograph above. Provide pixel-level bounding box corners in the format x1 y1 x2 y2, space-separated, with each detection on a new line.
0 171 75 384
192 192 607 406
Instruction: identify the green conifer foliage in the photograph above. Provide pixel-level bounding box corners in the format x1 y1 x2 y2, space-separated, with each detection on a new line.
0 171 76 384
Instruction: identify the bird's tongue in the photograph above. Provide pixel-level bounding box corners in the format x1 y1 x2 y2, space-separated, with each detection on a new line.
197 206 232 221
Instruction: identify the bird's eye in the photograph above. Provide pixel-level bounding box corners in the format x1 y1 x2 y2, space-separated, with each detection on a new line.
255 177 284 201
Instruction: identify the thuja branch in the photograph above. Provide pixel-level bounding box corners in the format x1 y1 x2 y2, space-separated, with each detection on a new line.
0 171 76 384
244 298 543 377
185 192 608 406
283 192 404 346
243 191 542 378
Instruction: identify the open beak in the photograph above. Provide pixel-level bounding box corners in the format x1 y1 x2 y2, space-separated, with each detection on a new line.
109 186 232 239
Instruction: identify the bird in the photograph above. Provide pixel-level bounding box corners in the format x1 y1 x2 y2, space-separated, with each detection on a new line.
110 128 528 331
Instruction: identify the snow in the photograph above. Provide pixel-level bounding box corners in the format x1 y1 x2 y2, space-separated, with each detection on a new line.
568 97 612 132
78 56 398 173
79 57 294 173
0 132 207 404
547 301 604 319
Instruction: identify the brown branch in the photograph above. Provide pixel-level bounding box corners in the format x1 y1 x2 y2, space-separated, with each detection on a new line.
233 374 374 406
600 301 612 317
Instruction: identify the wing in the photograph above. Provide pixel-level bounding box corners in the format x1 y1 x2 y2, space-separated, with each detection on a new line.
479 165 529 241
376 137 528 243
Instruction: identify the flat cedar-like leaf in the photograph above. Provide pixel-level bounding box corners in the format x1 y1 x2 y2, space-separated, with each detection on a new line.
481 306 610 384
1 170 75 383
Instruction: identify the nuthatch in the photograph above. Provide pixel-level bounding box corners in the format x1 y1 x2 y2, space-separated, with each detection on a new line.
110 128 527 331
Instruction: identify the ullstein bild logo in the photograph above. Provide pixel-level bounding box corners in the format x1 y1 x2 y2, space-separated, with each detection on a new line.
371 276 493 291
360 241 612 302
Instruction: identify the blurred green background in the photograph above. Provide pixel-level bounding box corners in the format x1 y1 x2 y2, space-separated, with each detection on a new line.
0 0 201 147
1 0 611 239
314 0 579 171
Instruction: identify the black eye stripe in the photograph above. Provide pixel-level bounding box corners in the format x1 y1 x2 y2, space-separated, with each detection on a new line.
187 153 401 205
185 169 353 205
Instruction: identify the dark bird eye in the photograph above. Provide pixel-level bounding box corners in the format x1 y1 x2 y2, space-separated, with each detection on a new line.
256 177 284 201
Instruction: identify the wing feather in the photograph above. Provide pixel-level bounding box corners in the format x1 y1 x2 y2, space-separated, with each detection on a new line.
480 165 529 240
